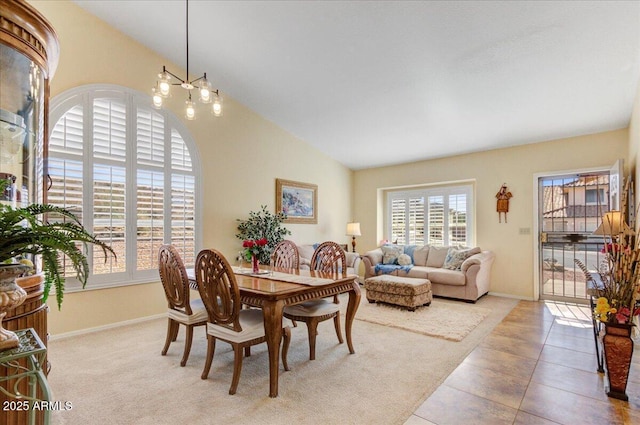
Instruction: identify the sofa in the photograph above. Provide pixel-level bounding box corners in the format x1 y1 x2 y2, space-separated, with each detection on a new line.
361 244 495 302
296 243 362 282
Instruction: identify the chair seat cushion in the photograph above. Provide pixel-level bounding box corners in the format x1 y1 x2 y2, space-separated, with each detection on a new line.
207 308 266 343
283 299 340 317
167 298 208 325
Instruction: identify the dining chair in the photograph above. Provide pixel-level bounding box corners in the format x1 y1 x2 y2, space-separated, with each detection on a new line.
158 244 208 367
195 248 291 395
283 241 345 360
272 240 300 269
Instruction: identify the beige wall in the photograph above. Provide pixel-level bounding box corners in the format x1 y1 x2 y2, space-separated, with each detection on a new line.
353 130 628 299
30 1 353 335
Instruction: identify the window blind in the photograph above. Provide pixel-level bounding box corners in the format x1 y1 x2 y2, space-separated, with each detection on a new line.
48 85 200 289
388 184 473 247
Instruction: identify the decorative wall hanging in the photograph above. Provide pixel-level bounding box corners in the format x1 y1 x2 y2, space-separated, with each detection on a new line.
496 183 512 223
276 179 318 224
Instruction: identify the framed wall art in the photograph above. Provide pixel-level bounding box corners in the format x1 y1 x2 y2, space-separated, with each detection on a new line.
276 178 317 224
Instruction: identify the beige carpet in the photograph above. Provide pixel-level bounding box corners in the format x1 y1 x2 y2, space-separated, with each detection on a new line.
356 297 492 341
47 295 518 425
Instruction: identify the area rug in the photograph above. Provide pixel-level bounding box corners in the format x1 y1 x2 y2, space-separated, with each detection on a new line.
356 295 492 341
46 295 517 425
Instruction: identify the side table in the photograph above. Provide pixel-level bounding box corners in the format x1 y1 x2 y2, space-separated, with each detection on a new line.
0 328 51 425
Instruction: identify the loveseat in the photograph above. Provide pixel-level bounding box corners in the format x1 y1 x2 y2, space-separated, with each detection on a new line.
361 245 494 302
296 243 362 282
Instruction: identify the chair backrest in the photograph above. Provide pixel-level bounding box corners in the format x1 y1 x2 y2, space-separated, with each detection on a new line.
311 241 346 274
158 244 192 315
272 240 300 269
195 248 242 332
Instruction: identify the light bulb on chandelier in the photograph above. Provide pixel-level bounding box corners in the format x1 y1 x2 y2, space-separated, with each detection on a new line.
151 0 222 120
185 98 196 120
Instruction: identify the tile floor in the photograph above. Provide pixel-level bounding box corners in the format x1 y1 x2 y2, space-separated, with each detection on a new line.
405 300 640 425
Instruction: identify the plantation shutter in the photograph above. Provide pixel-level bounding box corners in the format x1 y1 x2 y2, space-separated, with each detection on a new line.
92 98 127 274
93 164 126 274
49 85 200 289
50 105 84 156
49 105 84 217
448 193 468 246
137 170 164 270
171 174 196 265
408 196 424 245
136 108 165 166
387 185 473 248
135 108 165 271
93 99 126 160
427 195 445 246
49 105 84 275
171 129 193 171
390 198 406 244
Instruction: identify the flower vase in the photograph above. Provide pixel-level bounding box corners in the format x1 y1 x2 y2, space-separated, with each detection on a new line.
602 322 634 401
252 254 260 274
0 264 29 351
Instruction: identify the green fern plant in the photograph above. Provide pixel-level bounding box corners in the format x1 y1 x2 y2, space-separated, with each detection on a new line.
0 179 115 309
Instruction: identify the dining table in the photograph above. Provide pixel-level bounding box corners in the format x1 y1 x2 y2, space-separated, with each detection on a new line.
187 266 361 397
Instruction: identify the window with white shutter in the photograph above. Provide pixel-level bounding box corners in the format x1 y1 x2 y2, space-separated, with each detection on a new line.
171 174 196 265
390 198 407 244
387 184 473 247
427 195 445 246
49 85 201 290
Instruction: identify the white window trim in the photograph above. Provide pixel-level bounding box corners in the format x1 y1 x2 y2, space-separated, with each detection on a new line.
49 84 203 292
386 183 475 247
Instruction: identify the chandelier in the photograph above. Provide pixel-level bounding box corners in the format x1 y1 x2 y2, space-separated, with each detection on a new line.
152 0 222 120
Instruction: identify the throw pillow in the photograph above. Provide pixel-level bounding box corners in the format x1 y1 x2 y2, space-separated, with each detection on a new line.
397 253 412 266
442 247 478 270
381 245 403 265
426 246 449 267
413 246 429 266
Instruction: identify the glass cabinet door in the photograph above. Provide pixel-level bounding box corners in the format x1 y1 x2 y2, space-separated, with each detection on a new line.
0 43 44 207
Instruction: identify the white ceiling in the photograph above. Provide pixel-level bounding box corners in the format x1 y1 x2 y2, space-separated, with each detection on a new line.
73 1 640 170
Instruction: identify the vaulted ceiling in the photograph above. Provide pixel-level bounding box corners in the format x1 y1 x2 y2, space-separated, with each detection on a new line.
73 1 640 170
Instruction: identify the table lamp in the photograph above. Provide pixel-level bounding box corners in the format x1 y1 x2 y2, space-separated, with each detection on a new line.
346 222 361 253
593 211 632 237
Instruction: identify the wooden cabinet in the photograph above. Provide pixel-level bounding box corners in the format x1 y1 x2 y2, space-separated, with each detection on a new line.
0 1 59 424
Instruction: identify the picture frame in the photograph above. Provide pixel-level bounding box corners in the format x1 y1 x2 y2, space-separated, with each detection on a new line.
276 178 317 224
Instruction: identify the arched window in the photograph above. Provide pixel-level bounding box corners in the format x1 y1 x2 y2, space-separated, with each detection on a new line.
49 85 201 290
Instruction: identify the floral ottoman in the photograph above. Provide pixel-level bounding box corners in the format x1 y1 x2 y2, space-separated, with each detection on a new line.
364 275 432 311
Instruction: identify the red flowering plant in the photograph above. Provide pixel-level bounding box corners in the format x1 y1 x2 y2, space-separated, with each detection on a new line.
242 238 269 263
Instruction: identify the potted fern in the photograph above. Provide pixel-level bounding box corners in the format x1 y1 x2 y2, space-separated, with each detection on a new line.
0 177 115 322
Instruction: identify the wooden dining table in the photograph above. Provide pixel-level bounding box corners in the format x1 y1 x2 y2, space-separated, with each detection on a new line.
188 266 361 397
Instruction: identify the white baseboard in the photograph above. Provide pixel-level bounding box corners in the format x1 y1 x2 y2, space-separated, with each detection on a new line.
488 291 535 301
50 313 165 341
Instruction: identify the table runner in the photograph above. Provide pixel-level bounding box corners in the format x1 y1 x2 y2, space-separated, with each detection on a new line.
232 267 335 286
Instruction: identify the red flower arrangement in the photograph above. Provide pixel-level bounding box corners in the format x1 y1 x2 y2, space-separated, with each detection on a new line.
243 238 268 262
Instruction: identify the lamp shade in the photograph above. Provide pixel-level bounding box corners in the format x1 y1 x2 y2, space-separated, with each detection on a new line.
593 211 632 236
346 222 361 236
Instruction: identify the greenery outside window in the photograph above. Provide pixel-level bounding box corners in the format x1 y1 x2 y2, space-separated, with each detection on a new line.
49 85 201 290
